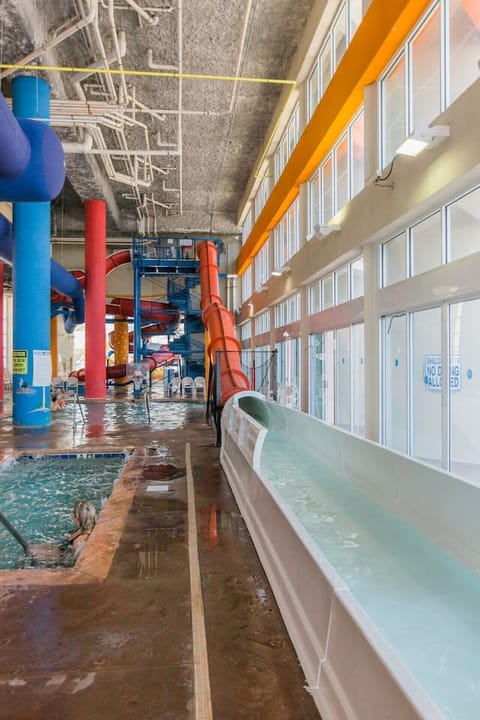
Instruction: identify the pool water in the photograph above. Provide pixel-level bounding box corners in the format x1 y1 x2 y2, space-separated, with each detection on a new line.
261 430 480 720
0 453 127 569
66 400 198 430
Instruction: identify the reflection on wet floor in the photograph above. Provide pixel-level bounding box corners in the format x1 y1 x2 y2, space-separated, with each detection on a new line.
0 390 320 719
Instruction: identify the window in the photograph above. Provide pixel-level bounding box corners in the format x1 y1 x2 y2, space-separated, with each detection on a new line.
241 266 252 304
274 105 299 182
410 212 442 277
273 199 300 270
382 233 407 287
254 240 270 291
308 109 365 234
382 185 480 286
380 1 480 166
307 1 365 118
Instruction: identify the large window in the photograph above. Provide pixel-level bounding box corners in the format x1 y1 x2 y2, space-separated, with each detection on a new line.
274 105 299 183
380 0 480 166
273 199 300 271
254 240 270 291
309 324 365 435
308 256 364 314
308 0 365 118
308 110 364 235
381 186 480 287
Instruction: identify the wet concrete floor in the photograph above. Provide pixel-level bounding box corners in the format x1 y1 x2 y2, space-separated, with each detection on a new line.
0 392 320 719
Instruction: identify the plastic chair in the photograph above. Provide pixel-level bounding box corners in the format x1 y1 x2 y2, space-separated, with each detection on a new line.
181 376 194 397
193 376 205 396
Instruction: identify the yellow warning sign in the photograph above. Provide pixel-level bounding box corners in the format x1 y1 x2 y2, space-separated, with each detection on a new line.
13 350 28 374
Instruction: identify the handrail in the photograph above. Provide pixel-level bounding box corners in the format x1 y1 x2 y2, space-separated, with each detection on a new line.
0 510 36 564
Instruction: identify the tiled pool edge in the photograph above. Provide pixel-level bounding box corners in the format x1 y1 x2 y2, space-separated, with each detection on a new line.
0 447 145 587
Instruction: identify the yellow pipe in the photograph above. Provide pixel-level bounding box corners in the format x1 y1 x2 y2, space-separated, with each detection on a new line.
0 63 294 87
236 0 432 275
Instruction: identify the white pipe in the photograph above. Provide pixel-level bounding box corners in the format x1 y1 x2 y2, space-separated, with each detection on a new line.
0 0 99 79
62 129 94 153
147 48 178 72
123 0 160 24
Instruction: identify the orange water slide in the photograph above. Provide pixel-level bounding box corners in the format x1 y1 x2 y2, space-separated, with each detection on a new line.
197 240 250 406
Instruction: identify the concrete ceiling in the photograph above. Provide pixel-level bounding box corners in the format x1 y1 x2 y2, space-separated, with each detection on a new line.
1 0 316 241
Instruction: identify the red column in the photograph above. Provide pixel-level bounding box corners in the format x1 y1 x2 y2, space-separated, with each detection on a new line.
84 200 106 399
0 263 3 402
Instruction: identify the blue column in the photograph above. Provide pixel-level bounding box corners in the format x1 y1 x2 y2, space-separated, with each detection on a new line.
12 77 52 426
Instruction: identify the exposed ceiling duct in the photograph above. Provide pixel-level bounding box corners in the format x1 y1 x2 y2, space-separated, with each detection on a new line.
0 0 317 241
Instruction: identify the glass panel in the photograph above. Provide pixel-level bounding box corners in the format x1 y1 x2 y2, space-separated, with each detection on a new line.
411 7 441 131
352 323 365 436
335 327 351 430
309 172 320 235
333 6 347 69
382 55 406 165
335 134 349 212
310 333 325 418
411 306 442 466
449 0 480 105
448 186 480 262
351 257 364 298
449 299 480 480
349 0 363 40
324 330 335 423
410 211 442 276
308 63 319 117
309 282 322 315
320 38 332 95
322 274 334 309
351 111 365 197
321 157 333 224
335 266 349 304
383 233 407 287
384 314 408 453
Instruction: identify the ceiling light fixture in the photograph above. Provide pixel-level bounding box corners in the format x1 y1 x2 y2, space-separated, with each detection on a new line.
396 125 450 157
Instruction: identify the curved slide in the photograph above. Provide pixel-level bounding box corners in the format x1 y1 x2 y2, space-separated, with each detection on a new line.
0 213 84 332
197 240 249 407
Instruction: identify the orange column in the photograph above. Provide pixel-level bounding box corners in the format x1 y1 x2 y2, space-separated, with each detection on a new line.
113 317 129 382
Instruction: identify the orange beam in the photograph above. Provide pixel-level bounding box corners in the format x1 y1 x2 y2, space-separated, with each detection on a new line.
237 0 432 275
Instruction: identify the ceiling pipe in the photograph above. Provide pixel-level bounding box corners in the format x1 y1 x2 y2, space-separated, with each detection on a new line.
0 0 99 80
62 128 93 153
123 0 160 25
147 48 178 72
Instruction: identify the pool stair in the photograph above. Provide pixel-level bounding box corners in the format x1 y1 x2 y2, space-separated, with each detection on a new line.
219 391 466 720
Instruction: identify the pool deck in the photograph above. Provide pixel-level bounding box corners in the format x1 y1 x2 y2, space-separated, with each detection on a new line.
0 390 319 720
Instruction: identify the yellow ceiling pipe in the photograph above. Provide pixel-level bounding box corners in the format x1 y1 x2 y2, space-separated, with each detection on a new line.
236 0 432 276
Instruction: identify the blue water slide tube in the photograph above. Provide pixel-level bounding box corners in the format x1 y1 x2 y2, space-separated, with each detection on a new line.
0 214 84 333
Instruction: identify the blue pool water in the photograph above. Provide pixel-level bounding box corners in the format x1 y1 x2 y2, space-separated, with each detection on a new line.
0 453 127 569
62 400 198 430
261 430 480 720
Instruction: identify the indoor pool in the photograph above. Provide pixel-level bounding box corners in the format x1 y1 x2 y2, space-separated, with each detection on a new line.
61 400 199 430
0 452 128 569
260 430 480 720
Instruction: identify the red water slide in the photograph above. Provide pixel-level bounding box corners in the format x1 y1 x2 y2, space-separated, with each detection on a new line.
197 240 250 406
52 250 179 332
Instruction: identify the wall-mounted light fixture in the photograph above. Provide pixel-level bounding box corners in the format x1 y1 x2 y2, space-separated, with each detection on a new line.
271 265 291 277
396 125 450 157
282 331 290 338
307 224 341 241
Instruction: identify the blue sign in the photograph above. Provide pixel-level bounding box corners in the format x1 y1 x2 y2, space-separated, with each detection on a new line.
424 354 461 391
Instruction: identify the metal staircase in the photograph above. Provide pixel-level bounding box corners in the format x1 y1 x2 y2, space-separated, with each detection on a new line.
132 236 221 378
